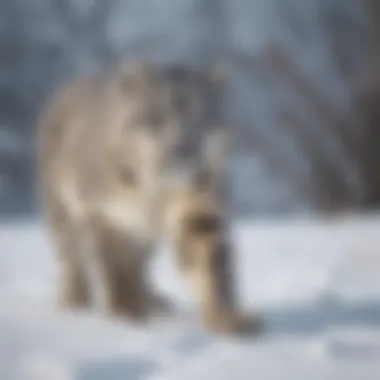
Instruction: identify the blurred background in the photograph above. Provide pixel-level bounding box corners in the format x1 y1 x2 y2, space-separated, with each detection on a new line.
1 0 380 218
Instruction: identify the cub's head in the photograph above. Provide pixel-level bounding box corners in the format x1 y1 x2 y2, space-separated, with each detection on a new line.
115 60 230 193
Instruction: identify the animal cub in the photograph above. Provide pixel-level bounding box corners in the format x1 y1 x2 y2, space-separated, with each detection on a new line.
37 59 258 335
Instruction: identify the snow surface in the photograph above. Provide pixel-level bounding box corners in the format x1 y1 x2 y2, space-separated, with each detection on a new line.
0 214 380 379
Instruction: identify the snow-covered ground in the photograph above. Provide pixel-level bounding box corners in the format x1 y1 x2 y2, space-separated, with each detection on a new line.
0 214 380 379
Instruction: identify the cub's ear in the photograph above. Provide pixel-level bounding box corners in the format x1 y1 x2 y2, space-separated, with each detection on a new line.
118 59 155 91
119 59 154 77
208 60 230 85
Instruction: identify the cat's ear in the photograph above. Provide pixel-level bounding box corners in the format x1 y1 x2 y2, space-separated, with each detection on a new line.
118 59 155 91
120 59 153 77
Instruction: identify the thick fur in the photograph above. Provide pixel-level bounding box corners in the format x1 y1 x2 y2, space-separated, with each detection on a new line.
37 60 256 335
